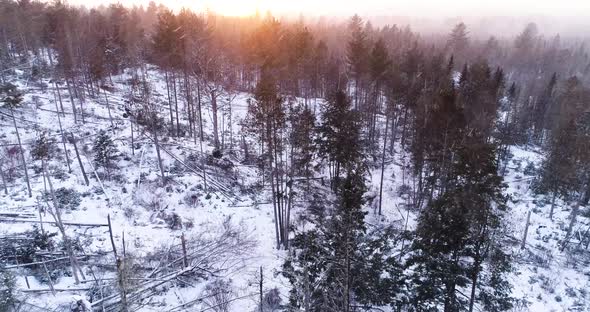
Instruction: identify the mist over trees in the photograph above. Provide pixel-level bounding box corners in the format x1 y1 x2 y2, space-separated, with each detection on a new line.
1 0 590 311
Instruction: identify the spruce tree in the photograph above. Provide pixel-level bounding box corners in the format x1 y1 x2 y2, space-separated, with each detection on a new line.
346 15 369 110
93 130 118 178
317 90 363 189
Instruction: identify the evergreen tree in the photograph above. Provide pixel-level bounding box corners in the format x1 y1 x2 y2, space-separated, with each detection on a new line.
447 22 469 64
93 130 118 178
409 92 511 311
318 91 363 189
284 167 403 311
289 105 317 178
346 15 369 109
534 73 558 140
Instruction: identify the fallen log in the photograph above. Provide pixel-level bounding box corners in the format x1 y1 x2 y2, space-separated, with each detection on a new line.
91 266 197 308
0 218 109 227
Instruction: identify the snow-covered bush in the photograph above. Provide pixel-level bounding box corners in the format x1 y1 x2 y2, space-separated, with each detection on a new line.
164 212 183 230
259 287 281 312
31 132 57 161
54 188 81 211
0 270 16 312
183 192 201 208
0 226 56 265
397 184 412 197
69 295 92 312
134 184 165 212
202 279 234 312
123 206 137 220
523 161 537 176
93 130 118 177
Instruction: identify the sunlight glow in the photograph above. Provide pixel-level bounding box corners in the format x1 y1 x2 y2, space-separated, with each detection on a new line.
72 0 590 18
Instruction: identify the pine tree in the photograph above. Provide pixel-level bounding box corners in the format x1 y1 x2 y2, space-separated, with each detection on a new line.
93 130 118 178
533 73 558 141
409 84 511 311
285 167 403 311
346 15 369 110
289 105 316 179
448 22 469 64
1 83 31 197
318 91 363 189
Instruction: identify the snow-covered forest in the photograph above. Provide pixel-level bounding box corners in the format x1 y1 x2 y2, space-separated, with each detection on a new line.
1 1 590 311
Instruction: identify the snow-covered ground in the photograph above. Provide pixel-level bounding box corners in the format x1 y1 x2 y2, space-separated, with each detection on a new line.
1 67 589 311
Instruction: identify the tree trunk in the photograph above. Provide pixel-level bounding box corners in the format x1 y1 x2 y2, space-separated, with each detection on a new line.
561 189 588 251
54 82 65 117
116 258 129 312
172 72 180 136
197 79 204 141
71 133 89 186
267 121 280 249
184 71 193 138
0 162 8 195
54 101 71 173
152 120 166 185
130 119 134 156
11 106 31 197
211 89 220 149
259 267 264 312
43 160 84 284
521 210 531 249
549 192 557 220
165 71 174 136
378 116 389 216
103 88 115 128
65 78 78 123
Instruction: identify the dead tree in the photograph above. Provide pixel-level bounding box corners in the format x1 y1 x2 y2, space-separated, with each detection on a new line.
70 133 89 186
8 102 32 197
0 160 8 195
378 116 389 216
42 160 85 284
521 210 531 249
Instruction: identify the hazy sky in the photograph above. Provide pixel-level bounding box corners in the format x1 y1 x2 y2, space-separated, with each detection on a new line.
72 0 590 17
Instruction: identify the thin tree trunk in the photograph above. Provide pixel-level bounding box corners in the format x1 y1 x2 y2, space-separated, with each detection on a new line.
116 258 129 312
184 71 193 138
268 122 280 249
0 162 8 195
152 120 166 185
54 82 65 116
259 267 264 312
53 97 71 173
103 88 115 128
43 160 83 284
197 79 204 141
165 71 174 136
181 233 188 268
172 72 180 136
71 133 89 186
211 89 219 149
378 116 389 216
65 78 78 123
41 259 56 296
561 190 587 251
549 192 557 220
10 106 31 197
73 78 85 123
521 210 531 249
130 119 134 156
108 214 118 259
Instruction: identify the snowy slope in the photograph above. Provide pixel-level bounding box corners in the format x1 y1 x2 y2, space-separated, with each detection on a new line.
1 66 589 312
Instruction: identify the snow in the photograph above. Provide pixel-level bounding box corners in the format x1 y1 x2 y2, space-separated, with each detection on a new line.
1 66 589 311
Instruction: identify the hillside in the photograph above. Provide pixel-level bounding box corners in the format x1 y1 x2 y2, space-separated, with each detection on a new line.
0 64 589 312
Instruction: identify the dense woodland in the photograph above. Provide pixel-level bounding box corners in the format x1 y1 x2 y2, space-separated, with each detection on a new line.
1 0 590 311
